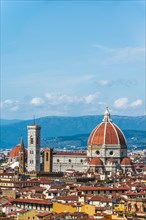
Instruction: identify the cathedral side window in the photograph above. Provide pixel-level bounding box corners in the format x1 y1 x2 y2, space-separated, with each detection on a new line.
57 159 60 163
46 152 49 161
69 159 71 163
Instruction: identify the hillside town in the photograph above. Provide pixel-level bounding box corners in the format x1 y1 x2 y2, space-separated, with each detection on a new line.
0 108 146 220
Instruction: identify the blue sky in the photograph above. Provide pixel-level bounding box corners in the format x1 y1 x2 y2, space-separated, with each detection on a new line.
1 0 145 119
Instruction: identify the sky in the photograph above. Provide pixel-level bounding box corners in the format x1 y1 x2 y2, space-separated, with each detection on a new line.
1 0 145 119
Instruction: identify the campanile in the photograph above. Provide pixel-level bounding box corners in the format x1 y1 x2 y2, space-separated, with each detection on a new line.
27 124 41 172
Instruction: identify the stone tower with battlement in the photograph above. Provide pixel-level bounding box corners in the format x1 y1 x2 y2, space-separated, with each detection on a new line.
44 148 53 172
27 124 41 172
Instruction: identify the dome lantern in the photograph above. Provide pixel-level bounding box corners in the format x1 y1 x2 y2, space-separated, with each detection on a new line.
103 106 112 122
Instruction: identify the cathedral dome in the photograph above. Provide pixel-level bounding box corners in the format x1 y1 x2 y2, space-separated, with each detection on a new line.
121 157 133 166
88 107 127 146
9 145 27 158
89 157 103 166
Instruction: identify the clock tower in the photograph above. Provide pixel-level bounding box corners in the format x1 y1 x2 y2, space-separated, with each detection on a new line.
27 124 41 172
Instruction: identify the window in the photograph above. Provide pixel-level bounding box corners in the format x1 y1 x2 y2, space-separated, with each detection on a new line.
30 136 33 144
57 159 60 163
96 150 100 155
109 151 113 155
46 152 49 161
80 159 83 163
69 159 71 163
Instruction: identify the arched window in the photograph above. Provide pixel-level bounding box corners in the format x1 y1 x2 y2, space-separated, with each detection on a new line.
30 136 33 144
46 152 49 161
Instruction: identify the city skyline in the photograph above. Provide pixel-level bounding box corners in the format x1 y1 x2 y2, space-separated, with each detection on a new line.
1 0 145 119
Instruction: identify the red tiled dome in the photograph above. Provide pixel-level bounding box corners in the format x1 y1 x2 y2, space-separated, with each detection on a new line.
9 145 27 158
89 157 103 166
121 157 133 166
88 107 127 146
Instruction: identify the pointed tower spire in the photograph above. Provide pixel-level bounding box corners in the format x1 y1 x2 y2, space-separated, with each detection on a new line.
103 106 112 122
19 136 25 174
20 136 24 150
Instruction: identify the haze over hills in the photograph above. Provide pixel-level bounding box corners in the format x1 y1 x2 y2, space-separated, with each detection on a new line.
0 115 145 149
0 119 22 126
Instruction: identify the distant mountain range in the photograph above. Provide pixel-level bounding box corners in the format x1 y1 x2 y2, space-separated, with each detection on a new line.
0 119 22 125
0 115 146 149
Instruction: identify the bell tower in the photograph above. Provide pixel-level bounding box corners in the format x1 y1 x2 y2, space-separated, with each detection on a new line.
19 137 25 174
27 124 41 172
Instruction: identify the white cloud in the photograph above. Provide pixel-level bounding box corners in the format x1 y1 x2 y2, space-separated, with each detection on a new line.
84 95 95 104
113 98 143 110
131 99 143 107
30 97 44 106
97 80 109 86
45 93 79 105
113 98 128 109
97 79 137 87
1 93 144 119
10 106 19 111
0 99 13 108
0 99 20 116
45 92 100 106
58 94 80 103
84 93 100 104
3 99 13 105
45 92 82 105
94 44 145 64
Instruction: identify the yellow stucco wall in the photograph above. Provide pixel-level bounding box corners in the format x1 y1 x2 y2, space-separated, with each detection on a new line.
114 204 125 212
53 202 77 213
112 215 127 220
80 204 95 216
18 209 38 220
